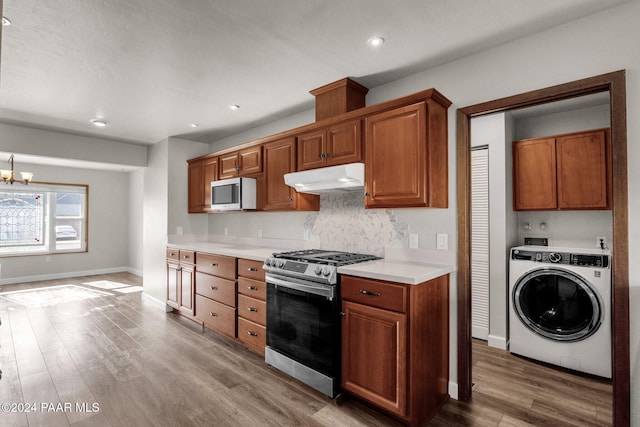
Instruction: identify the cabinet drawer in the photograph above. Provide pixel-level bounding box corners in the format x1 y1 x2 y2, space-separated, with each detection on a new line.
196 295 236 338
238 294 266 325
196 253 236 278
166 248 180 261
179 250 195 265
237 317 266 355
237 277 266 301
195 272 236 307
238 258 265 281
341 275 407 313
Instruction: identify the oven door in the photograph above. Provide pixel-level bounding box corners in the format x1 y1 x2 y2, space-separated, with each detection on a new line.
265 273 341 379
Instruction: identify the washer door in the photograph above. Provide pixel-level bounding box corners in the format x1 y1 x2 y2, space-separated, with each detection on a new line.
513 267 603 342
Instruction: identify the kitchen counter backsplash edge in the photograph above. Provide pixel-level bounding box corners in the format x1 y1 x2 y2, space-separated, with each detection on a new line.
165 235 456 284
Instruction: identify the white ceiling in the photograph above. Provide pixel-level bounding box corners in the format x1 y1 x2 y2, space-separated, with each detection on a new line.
0 0 630 147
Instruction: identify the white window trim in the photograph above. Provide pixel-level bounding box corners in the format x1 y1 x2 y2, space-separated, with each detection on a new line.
0 182 88 257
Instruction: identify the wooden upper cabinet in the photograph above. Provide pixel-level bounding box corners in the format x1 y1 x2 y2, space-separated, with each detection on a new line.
513 137 557 211
297 119 362 171
188 157 218 213
364 100 448 209
262 137 319 211
513 128 610 211
557 129 609 209
219 145 263 179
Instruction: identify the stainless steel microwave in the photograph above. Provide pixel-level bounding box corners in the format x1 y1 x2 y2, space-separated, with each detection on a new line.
210 177 257 211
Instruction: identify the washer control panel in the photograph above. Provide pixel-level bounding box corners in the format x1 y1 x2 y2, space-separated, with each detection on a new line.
512 249 609 268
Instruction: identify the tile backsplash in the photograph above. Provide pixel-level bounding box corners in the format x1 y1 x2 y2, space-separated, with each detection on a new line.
306 193 408 256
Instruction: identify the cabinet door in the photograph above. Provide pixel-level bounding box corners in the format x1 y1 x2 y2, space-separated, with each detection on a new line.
326 119 362 166
513 138 557 210
262 137 319 211
365 102 427 208
556 129 609 209
219 152 240 179
341 300 407 416
188 160 205 213
180 264 195 316
167 262 180 309
202 157 219 211
239 145 263 176
297 129 326 171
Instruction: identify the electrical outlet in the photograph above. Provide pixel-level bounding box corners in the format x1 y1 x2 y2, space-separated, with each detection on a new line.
436 233 449 251
303 229 310 241
596 236 606 249
176 226 183 235
257 228 263 238
409 233 419 249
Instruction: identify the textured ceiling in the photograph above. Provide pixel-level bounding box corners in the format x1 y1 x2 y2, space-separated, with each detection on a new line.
0 0 631 146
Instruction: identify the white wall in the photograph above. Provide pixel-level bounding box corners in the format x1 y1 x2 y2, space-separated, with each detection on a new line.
470 113 518 350
128 168 145 275
0 162 131 283
0 122 146 168
158 1 640 420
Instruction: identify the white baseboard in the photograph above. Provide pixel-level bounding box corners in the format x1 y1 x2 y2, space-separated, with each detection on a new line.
448 381 458 400
141 292 172 312
0 266 134 286
488 334 508 350
472 325 489 341
126 267 143 277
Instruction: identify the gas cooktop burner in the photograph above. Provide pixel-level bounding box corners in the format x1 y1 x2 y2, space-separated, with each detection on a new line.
273 249 380 266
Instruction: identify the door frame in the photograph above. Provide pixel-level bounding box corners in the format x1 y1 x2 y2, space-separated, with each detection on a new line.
456 70 629 425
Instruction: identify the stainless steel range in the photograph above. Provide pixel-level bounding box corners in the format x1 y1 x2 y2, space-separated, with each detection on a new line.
263 249 380 398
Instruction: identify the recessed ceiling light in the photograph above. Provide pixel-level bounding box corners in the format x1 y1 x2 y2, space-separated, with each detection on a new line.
189 123 199 128
228 104 240 111
2 16 11 26
367 36 385 47
90 119 108 127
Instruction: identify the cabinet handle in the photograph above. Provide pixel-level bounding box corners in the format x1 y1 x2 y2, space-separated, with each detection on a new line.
247 331 259 337
247 307 258 312
247 267 258 272
170 252 175 256
324 152 331 158
247 286 259 291
235 165 241 170
211 263 218 267
210 286 218 290
289 197 294 202
209 312 218 317
359 289 381 297
364 192 370 196
183 255 190 259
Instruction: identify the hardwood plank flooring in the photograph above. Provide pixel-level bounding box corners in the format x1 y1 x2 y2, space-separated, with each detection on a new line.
0 273 611 426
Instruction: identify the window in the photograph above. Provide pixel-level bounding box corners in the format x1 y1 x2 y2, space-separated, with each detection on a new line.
0 183 87 256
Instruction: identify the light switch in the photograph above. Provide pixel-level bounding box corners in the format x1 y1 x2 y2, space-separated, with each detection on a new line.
409 233 419 249
436 233 448 250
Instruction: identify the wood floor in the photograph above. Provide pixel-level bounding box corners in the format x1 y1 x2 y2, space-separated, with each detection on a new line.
0 273 612 426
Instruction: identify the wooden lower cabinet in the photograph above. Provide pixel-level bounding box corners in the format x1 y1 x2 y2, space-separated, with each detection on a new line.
196 294 236 338
236 258 267 355
166 248 195 317
194 253 237 338
341 274 450 426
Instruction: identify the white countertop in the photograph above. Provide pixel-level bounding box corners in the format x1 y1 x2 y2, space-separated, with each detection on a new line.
337 259 454 285
166 238 455 285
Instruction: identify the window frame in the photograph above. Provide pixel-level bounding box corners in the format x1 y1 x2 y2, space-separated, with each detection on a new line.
0 182 89 257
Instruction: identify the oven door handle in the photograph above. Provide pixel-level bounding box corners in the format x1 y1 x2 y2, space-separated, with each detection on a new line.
266 274 335 300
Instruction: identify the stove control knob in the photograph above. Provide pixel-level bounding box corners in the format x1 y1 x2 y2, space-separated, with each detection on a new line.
322 266 331 277
264 259 271 267
314 266 323 276
277 260 285 268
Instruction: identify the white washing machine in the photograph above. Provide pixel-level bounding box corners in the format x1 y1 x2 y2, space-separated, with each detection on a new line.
508 245 611 378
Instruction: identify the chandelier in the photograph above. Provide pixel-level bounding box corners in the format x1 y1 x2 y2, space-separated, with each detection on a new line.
1 154 34 185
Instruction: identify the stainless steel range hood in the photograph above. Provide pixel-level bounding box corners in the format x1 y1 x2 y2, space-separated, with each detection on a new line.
284 162 364 194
